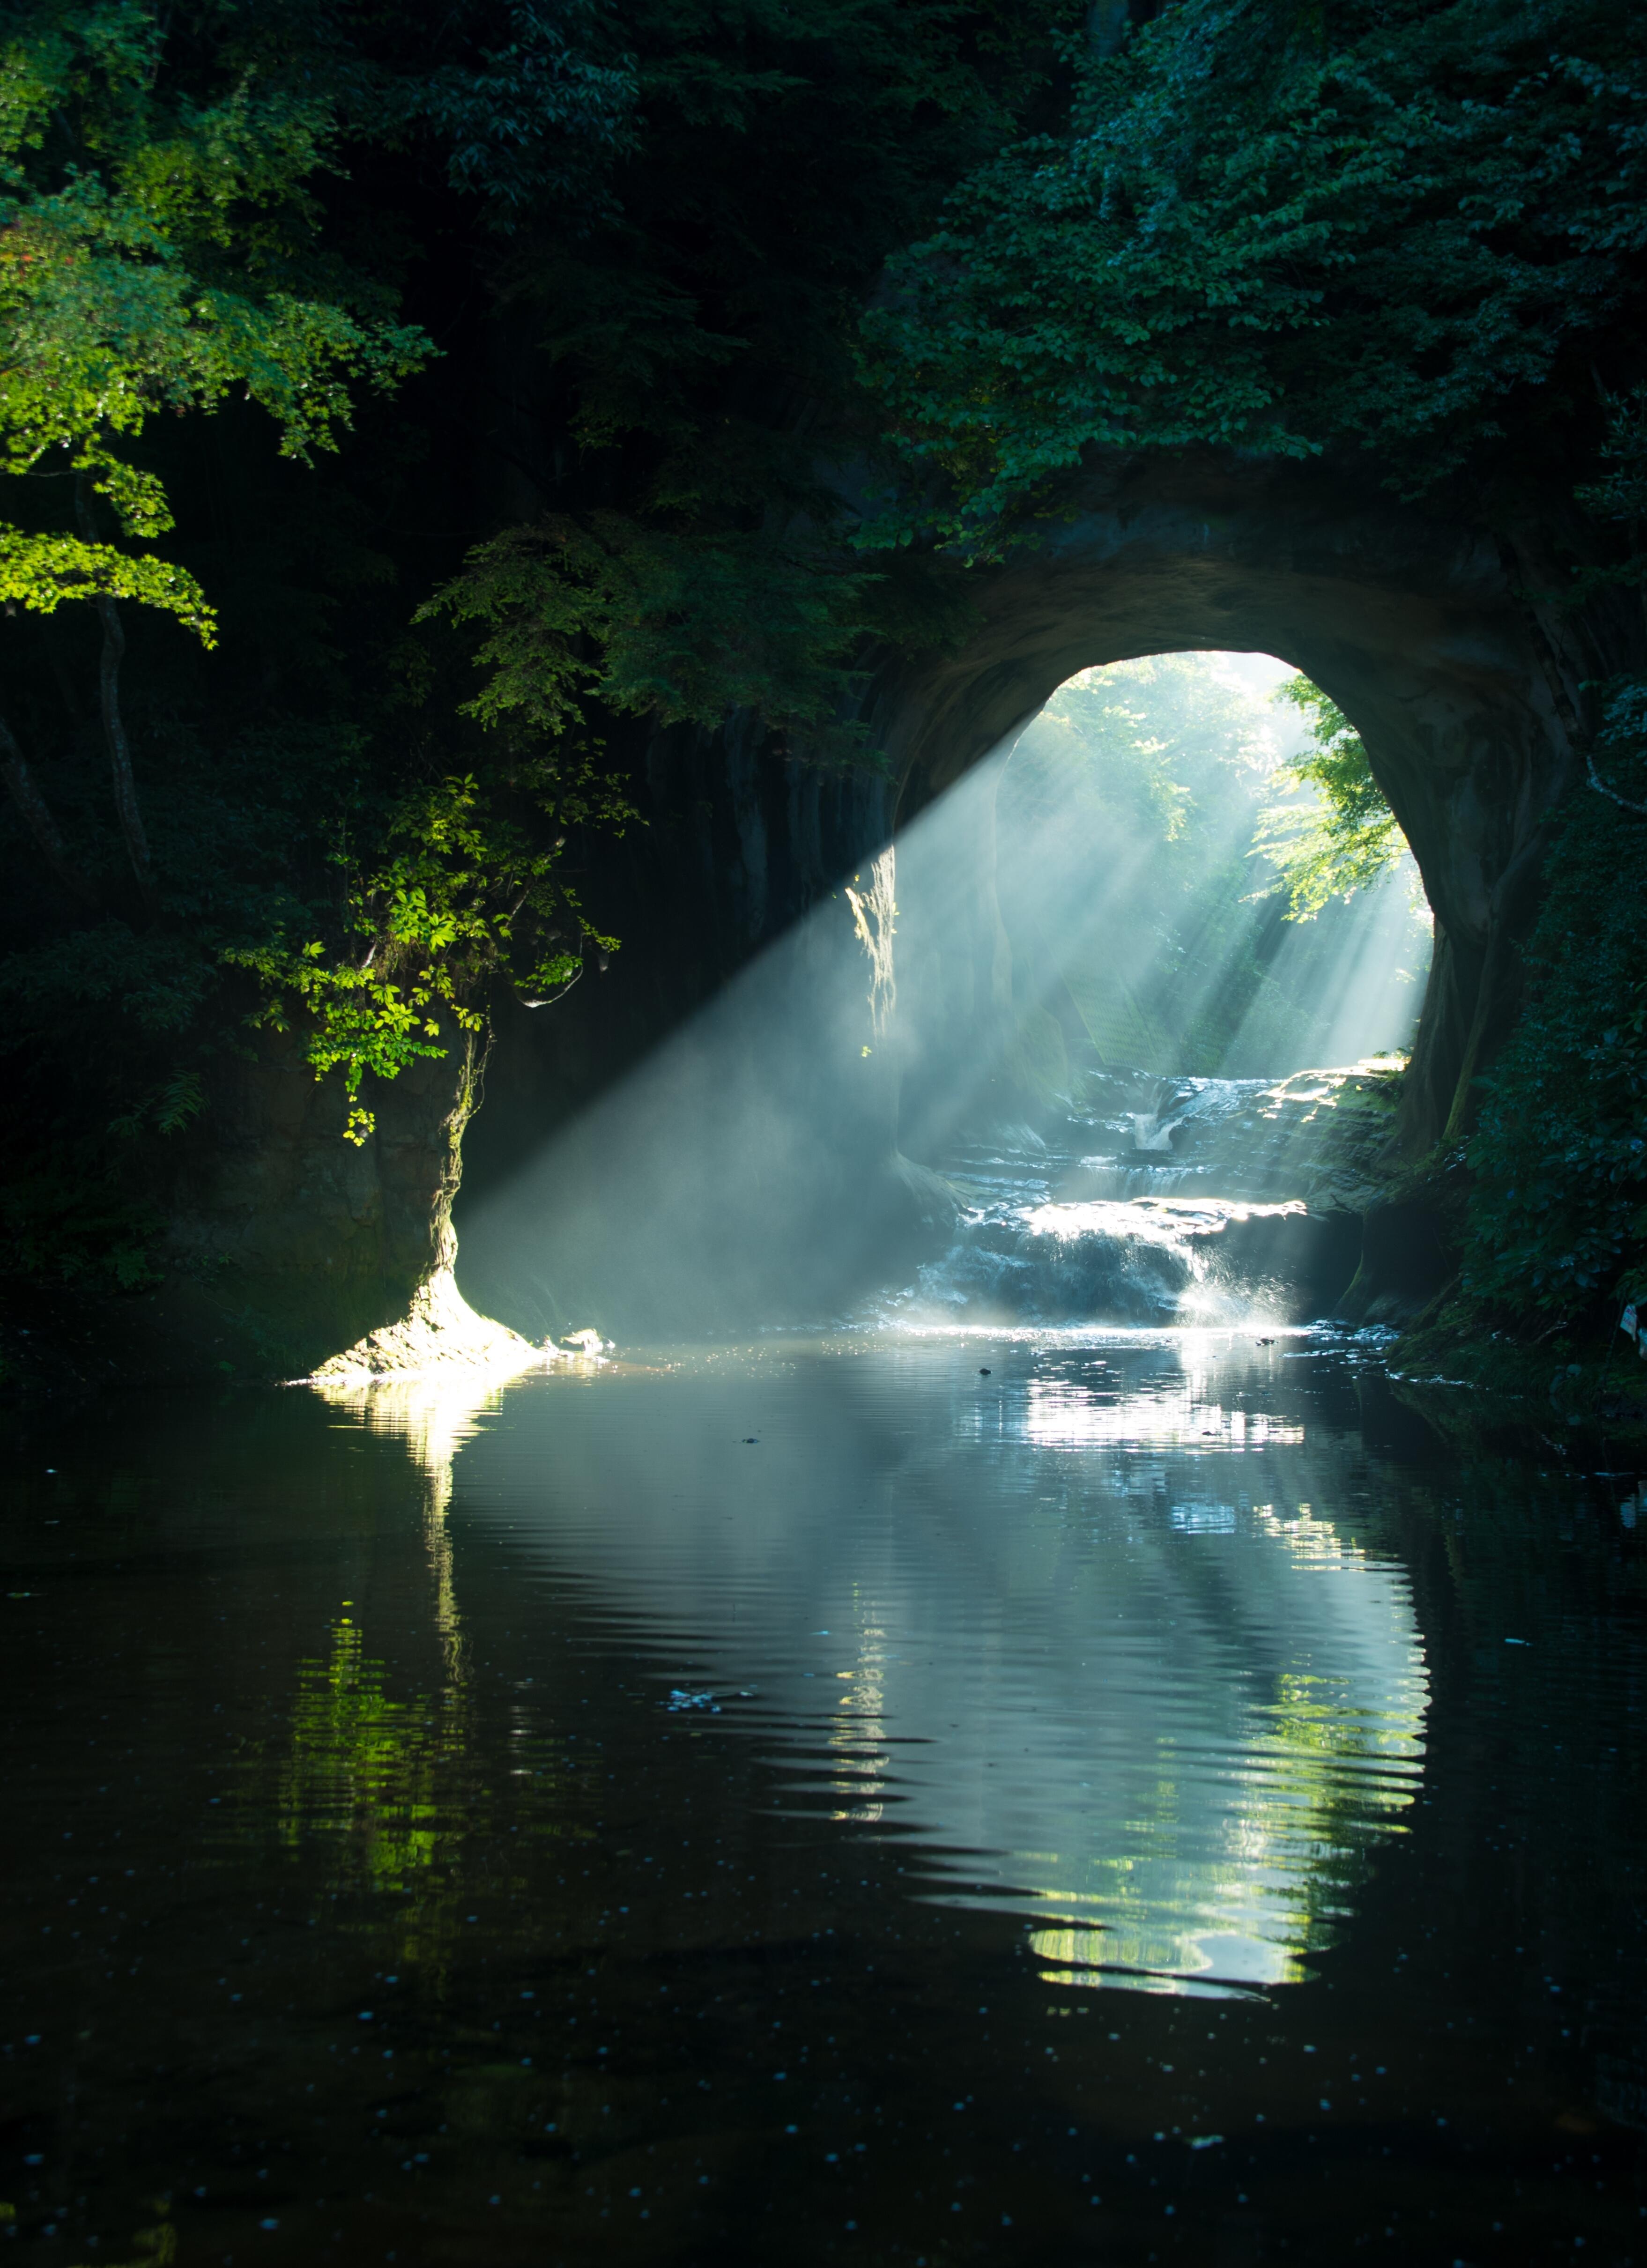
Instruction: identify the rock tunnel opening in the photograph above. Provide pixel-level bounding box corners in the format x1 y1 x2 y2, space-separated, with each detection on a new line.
856 647 1435 1335
450 460 1569 1349
897 648 1430 1103
1013 658 1424 1074
452 642 1446 1344
868 455 1572 1172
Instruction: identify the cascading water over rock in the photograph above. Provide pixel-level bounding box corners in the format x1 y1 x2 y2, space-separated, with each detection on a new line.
881 1065 1394 1327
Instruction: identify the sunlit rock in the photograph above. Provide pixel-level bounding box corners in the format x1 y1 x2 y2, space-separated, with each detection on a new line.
303 1265 544 1384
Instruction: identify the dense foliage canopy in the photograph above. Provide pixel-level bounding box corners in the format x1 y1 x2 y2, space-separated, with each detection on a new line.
1462 681 1647 1324
0 0 1078 1285
863 0 1646 548
1255 678 1413 922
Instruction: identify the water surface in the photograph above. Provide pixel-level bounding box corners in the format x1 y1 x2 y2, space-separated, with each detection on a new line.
3 1333 1644 2264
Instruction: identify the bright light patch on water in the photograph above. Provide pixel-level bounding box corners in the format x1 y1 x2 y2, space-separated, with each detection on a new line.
338 1335 1428 2001
1016 1374 1305 1449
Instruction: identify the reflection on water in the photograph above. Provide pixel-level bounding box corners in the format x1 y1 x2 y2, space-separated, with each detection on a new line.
1016 1342 1307 1446
310 1369 502 1688
4 1333 1646 2268
311 1369 510 1523
278 1380 486 1955
452 1338 1425 1995
270 1375 585 1980
278 1614 459 1890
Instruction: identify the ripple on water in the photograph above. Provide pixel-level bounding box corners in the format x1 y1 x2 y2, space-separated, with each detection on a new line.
365 1334 1430 1997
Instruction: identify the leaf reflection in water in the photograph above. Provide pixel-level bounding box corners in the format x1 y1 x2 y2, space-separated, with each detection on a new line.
71 2200 176 2268
278 1612 463 1898
233 1375 579 1973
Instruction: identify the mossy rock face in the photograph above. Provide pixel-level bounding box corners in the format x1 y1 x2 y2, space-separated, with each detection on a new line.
1063 1058 1406 1213
159 1032 471 1292
1198 1061 1406 1224
1388 1303 1647 1450
1212 1064 1407 1214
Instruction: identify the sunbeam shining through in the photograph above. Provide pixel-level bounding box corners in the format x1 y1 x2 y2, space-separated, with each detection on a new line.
455 653 1431 1345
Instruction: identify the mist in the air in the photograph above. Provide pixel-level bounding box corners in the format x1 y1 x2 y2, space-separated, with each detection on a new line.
454 654 1431 1342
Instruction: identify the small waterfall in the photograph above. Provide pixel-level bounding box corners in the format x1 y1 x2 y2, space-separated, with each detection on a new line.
878 1066 1378 1328
888 1193 1319 1328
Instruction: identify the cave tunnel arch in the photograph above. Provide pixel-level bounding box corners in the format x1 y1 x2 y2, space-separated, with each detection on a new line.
867 454 1573 1155
898 641 1426 1110
450 450 1595 1342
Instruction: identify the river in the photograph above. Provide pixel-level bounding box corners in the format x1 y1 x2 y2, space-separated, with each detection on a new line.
3 1328 1644 2264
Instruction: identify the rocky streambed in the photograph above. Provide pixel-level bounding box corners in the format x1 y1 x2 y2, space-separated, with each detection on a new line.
883 1060 1404 1327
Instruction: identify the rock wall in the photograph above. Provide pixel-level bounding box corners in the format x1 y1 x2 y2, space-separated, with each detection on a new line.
36 1033 483 1388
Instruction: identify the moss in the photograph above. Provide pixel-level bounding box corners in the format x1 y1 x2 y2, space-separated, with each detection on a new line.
1393 1301 1647 1447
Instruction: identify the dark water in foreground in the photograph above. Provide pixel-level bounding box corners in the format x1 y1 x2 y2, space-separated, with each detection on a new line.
3 1334 1646 2266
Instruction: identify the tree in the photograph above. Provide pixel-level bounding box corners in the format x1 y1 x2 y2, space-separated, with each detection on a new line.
0 0 429 903
861 0 1647 554
418 0 1083 747
1254 676 1410 920
0 0 1088 1294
